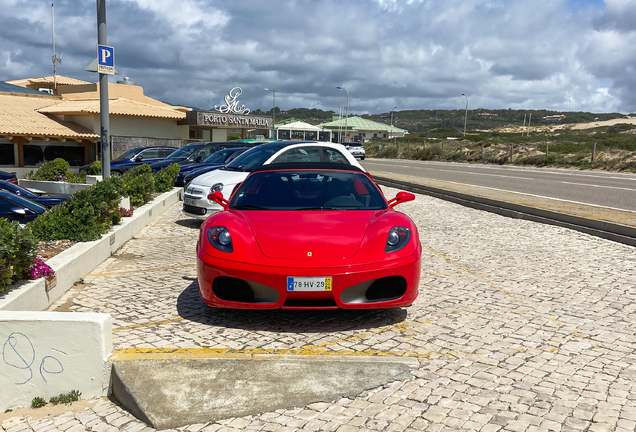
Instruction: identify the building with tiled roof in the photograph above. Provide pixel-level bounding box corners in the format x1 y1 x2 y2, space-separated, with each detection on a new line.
318 116 408 142
0 76 193 175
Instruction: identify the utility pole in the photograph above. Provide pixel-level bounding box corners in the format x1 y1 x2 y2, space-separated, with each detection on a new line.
264 88 277 139
337 87 349 143
97 0 110 178
462 94 468 135
51 4 62 93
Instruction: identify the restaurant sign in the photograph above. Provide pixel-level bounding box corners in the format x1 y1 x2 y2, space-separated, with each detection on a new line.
180 87 273 129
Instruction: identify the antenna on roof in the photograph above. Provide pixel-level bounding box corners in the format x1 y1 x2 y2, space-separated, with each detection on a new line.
51 3 62 92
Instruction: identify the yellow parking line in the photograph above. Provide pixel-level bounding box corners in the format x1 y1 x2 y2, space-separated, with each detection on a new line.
88 263 196 277
109 347 432 361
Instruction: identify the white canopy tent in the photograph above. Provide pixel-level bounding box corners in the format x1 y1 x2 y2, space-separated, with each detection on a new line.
275 121 332 142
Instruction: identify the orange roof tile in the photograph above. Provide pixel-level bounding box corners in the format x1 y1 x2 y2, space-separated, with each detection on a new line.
37 98 187 120
0 94 99 140
6 76 91 87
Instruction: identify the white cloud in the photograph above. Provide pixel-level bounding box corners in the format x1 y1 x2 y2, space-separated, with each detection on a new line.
0 0 635 113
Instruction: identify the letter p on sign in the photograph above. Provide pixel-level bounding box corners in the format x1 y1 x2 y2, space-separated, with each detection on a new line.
97 44 115 74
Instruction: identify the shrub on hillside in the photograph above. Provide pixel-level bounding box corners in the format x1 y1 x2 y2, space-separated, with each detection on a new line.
153 163 180 193
0 220 38 292
123 164 155 206
29 177 124 242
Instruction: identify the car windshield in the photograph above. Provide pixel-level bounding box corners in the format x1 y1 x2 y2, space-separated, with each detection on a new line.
224 144 286 172
203 149 234 164
114 149 140 161
230 170 388 211
165 146 198 160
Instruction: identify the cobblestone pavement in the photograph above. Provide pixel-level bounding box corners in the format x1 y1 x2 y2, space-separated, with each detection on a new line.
6 187 636 432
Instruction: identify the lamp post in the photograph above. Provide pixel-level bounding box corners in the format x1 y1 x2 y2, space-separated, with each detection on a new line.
462 93 468 135
337 86 349 143
391 106 397 145
264 88 277 139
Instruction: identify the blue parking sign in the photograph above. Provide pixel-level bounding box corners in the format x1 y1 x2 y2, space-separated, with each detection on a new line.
97 44 115 74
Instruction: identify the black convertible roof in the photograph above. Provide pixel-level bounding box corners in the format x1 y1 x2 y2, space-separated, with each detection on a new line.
252 162 365 173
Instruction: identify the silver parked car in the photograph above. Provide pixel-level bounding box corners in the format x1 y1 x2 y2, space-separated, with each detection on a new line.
346 143 365 160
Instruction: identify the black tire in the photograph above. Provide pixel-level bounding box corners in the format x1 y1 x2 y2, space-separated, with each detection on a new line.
361 156 365 160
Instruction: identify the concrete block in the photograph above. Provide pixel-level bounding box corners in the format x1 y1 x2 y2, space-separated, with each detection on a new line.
0 312 112 411
86 175 103 185
119 196 131 210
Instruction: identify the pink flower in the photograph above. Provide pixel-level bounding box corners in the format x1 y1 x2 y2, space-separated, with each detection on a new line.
30 258 55 280
119 207 133 217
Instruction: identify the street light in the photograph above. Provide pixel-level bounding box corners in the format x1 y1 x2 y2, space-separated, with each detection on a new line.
264 88 277 139
462 94 468 135
337 86 349 143
391 106 397 145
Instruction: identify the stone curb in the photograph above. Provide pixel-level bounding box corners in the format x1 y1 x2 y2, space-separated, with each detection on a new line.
0 188 181 311
373 172 636 247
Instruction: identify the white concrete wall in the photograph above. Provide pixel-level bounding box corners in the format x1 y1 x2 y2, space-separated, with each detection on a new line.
109 116 189 139
0 312 112 410
65 115 188 140
0 188 181 311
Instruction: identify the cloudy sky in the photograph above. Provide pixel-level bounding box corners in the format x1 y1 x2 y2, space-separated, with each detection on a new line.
1 0 635 114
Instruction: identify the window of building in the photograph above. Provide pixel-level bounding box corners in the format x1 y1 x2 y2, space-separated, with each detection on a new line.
0 143 16 165
23 141 85 166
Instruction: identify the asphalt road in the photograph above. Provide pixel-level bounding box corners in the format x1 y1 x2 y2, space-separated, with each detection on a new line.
362 159 636 212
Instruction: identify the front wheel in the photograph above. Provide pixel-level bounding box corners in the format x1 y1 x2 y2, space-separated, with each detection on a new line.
361 156 365 160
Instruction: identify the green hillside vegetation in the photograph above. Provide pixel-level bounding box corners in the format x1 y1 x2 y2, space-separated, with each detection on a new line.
368 123 636 172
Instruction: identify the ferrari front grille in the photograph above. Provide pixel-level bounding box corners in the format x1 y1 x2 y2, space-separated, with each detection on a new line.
213 277 255 303
365 276 407 301
183 204 207 215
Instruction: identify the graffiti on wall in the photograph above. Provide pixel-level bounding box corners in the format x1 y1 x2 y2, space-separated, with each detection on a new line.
2 332 64 385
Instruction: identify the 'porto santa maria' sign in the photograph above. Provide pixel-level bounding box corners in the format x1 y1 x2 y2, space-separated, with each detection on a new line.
181 87 273 129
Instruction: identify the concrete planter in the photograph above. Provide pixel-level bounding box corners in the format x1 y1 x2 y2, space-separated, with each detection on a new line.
18 179 92 196
0 187 180 311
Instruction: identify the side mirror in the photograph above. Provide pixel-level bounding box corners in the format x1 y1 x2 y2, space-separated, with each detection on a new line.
10 207 27 217
195 156 203 162
387 191 415 209
207 191 229 210
134 156 143 162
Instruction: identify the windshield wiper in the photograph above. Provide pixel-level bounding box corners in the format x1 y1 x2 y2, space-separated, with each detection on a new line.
296 207 338 211
233 205 269 210
224 166 239 171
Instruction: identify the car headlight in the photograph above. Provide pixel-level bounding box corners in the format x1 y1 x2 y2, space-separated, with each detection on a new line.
207 226 233 253
386 226 411 253
210 183 223 193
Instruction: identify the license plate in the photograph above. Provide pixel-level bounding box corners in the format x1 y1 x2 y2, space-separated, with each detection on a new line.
184 197 200 206
287 276 332 292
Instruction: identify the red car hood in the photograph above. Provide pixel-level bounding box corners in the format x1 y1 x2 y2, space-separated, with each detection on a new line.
244 211 373 260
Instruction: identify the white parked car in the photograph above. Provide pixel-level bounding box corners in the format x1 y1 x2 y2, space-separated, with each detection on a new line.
346 143 366 160
182 141 366 219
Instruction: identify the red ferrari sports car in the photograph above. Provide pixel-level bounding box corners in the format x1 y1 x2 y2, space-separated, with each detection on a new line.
196 163 422 310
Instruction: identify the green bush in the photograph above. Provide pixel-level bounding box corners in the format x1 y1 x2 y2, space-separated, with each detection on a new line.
29 177 124 242
31 158 71 181
153 163 180 193
0 220 38 292
81 161 102 175
123 165 155 206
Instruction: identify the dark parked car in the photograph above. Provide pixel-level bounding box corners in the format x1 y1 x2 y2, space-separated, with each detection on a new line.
180 141 261 167
0 181 68 209
148 143 207 172
81 146 176 175
0 170 18 184
175 148 248 186
0 191 46 224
